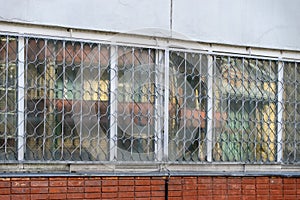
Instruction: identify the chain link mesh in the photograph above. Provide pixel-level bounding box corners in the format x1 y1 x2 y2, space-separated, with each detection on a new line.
0 34 299 164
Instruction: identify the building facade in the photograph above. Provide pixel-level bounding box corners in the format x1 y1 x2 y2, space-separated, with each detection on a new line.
0 0 300 199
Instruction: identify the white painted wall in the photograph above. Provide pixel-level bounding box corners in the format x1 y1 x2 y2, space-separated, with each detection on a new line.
0 0 299 50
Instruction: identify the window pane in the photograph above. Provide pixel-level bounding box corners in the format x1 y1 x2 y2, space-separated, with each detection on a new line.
25 38 109 161
168 51 208 161
117 47 157 161
213 57 277 162
0 36 18 160
282 62 300 163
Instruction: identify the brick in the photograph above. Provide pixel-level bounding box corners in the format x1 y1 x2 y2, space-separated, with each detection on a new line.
283 178 297 184
102 186 118 193
0 195 10 200
168 184 182 191
118 191 134 198
213 177 227 184
228 183 242 190
270 177 282 184
68 179 84 187
85 186 101 193
212 195 227 200
135 185 150 191
242 196 256 200
242 177 256 184
199 183 213 190
119 179 134 186
31 187 49 194
227 195 242 200
182 196 198 200
168 190 181 197
31 194 49 200
198 189 212 196
213 189 227 195
49 177 67 181
31 180 48 187
102 178 118 186
283 195 297 200
49 193 67 199
151 177 165 185
49 186 67 193
102 192 118 198
135 177 150 185
0 181 10 188
11 180 30 187
11 187 30 194
151 190 165 197
85 179 101 186
49 180 67 187
256 177 269 184
269 196 284 200
283 189 297 195
67 186 84 193
183 189 197 196
135 191 150 197
11 195 30 200
183 177 197 184
243 189 256 195
151 185 165 191
242 184 255 190
183 183 197 190
84 192 101 199
169 177 182 185
119 185 134 192
198 176 213 184
0 188 10 195
66 193 85 199
213 183 227 190
256 189 269 195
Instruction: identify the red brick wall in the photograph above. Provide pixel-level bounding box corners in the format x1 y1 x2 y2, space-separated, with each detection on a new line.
0 176 299 199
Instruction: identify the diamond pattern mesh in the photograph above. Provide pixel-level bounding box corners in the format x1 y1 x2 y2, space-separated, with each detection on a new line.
0 34 299 164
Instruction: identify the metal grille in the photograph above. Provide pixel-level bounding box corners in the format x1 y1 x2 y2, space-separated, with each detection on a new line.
0 35 18 160
0 33 300 164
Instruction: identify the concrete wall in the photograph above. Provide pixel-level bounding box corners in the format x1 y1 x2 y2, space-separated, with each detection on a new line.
0 0 299 50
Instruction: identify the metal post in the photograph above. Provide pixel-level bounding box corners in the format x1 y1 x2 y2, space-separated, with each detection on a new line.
277 60 284 163
206 54 213 162
109 45 118 161
155 50 164 161
163 49 170 160
17 36 25 161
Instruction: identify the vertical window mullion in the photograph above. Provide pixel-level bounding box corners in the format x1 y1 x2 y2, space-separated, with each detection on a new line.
277 60 284 163
155 49 164 161
206 54 214 162
109 45 118 161
163 49 169 161
17 36 25 161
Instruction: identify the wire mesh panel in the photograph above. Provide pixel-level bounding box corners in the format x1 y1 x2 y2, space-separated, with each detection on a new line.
0 35 18 160
1 32 300 165
282 62 300 163
213 56 278 162
116 46 163 161
168 51 208 162
24 38 110 161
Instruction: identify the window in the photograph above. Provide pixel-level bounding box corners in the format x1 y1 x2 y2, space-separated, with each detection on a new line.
0 33 299 166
